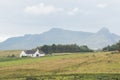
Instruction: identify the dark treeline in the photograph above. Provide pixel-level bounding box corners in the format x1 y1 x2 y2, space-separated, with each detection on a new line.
36 44 93 54
103 41 120 51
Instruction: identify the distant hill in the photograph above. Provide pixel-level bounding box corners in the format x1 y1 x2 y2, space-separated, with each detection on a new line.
83 27 120 49
0 27 120 50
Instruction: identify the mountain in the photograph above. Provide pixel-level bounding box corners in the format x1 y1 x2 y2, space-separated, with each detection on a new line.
83 27 120 49
0 27 120 50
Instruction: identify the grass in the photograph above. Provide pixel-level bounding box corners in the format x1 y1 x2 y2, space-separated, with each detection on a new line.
0 50 21 57
0 51 120 80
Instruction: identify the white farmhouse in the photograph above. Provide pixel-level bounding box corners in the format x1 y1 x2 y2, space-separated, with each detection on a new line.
20 49 45 58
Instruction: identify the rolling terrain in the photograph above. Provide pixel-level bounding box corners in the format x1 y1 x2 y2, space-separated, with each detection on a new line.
0 51 120 80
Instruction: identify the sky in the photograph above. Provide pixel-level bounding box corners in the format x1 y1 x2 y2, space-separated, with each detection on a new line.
0 0 120 42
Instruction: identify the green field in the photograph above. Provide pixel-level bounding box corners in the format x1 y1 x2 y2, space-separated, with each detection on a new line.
0 51 120 80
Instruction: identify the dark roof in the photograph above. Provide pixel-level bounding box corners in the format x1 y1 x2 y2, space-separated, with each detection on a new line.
38 50 45 54
24 49 45 54
24 50 36 54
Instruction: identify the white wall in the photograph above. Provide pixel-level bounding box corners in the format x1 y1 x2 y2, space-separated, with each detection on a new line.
20 51 26 57
20 50 45 58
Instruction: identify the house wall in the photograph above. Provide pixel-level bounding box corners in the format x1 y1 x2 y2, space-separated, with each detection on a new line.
20 51 34 57
39 53 45 57
20 51 27 57
33 50 39 57
20 50 45 58
34 50 45 57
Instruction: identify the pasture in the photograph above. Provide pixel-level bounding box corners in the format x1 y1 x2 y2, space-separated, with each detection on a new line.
0 51 120 80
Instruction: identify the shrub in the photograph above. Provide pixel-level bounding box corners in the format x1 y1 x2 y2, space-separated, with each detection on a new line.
26 77 38 80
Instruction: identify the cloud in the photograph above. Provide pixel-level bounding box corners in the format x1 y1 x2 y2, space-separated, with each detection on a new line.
67 8 80 16
97 3 108 8
24 3 63 15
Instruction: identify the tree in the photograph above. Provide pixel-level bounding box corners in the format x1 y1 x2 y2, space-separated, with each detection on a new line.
116 41 120 52
103 40 120 52
80 45 93 52
51 44 56 53
38 44 93 54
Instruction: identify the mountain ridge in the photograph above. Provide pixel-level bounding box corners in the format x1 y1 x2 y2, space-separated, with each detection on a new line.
0 27 120 50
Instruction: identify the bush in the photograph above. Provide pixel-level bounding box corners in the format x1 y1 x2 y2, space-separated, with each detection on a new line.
26 77 38 80
7 54 16 58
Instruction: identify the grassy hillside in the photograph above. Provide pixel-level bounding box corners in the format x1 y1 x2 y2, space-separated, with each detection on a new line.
0 50 21 57
0 51 120 80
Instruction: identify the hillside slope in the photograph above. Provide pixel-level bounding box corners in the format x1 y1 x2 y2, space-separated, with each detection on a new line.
0 27 120 50
0 52 120 80
84 27 120 49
